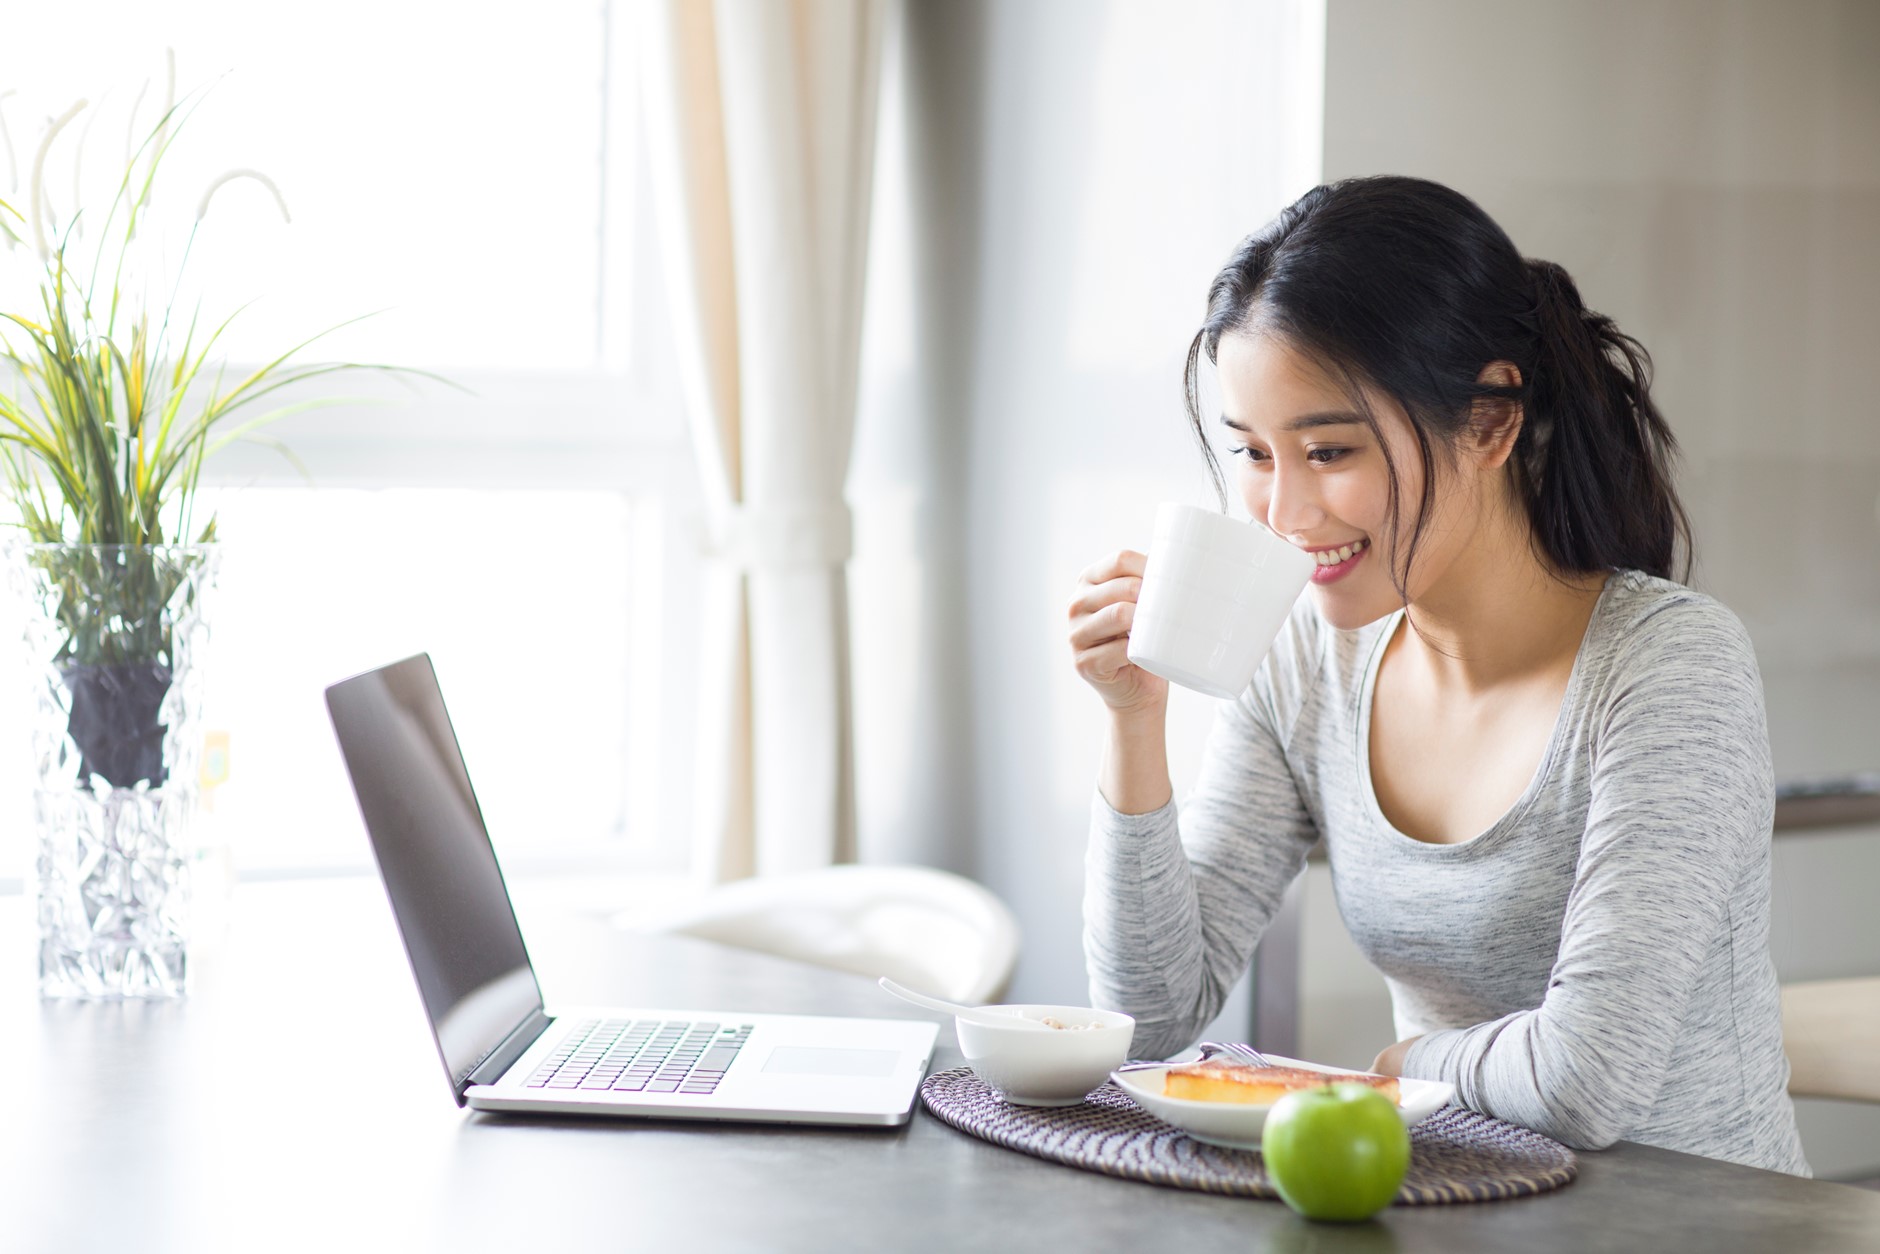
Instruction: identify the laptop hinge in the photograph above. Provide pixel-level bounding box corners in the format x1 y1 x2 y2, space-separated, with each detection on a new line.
459 1007 553 1102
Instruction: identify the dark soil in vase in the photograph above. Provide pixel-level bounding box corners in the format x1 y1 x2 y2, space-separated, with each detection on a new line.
61 660 174 789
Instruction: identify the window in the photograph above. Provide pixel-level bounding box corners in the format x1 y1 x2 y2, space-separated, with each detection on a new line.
0 2 697 883
187 482 697 876
2 0 625 368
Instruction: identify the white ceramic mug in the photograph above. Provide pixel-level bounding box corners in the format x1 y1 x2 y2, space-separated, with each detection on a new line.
1125 502 1316 700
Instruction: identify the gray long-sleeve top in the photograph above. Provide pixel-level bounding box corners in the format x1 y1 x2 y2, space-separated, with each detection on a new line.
1084 569 1810 1175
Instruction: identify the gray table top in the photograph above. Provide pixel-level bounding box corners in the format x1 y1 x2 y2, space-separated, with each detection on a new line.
3 879 1875 1254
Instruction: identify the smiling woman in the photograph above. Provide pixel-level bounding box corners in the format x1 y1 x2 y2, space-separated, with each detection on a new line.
1069 175 1812 1176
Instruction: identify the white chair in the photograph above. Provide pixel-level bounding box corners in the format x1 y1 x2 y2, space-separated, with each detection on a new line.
1770 784 1880 1184
1782 977 1880 1104
631 864 1022 1005
1782 975 1880 1188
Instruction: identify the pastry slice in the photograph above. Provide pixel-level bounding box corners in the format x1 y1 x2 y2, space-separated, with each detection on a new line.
1162 1059 1401 1105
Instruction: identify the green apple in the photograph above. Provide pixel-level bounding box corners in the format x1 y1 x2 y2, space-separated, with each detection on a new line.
1262 1083 1411 1222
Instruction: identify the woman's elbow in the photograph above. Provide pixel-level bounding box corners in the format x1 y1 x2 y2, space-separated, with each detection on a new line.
1546 1117 1626 1152
1087 999 1204 1062
1087 993 1190 1060
1518 1087 1648 1151
1089 978 1226 1060
1508 1020 1662 1151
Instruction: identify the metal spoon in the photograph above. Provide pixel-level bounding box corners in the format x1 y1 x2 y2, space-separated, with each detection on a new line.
876 976 1052 1030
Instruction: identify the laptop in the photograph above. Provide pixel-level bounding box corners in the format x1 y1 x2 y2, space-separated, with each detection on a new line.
325 653 939 1126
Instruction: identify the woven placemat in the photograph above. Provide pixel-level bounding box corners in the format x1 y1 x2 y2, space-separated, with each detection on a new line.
920 1067 1576 1205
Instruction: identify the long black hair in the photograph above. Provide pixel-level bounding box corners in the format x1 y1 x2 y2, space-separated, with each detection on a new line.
1184 175 1692 590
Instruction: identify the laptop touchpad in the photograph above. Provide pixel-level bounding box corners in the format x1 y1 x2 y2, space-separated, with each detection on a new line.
761 1046 900 1077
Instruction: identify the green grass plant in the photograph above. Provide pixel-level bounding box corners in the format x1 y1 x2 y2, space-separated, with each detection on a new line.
0 85 435 770
0 93 423 549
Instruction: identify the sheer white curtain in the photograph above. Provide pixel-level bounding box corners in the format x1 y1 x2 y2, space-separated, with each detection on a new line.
640 0 883 881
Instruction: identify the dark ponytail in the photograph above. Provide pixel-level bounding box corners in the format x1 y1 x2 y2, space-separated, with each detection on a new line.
1518 259 1688 581
1184 176 1692 589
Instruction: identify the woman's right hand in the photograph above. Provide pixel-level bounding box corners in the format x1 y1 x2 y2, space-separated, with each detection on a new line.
1068 549 1169 716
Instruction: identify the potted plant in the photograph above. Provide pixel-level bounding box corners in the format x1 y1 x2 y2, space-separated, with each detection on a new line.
0 81 419 998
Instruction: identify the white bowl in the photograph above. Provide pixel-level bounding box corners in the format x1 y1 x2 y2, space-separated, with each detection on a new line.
954 1004 1136 1106
1109 1053 1456 1149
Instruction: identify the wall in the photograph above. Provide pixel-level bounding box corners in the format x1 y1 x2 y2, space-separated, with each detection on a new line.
1320 0 1880 1178
850 0 1325 1037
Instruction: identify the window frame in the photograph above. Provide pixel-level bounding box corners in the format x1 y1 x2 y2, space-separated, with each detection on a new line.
196 366 705 880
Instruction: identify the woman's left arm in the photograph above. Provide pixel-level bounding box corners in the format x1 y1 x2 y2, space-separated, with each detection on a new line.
1389 598 1774 1150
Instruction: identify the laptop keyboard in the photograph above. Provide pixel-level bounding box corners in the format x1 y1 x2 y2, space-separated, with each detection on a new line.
525 1019 755 1096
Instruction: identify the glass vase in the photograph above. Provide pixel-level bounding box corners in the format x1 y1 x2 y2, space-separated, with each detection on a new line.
7 542 219 999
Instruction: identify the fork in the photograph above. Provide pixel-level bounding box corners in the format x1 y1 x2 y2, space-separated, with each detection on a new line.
1115 1039 1277 1073
1197 1040 1277 1068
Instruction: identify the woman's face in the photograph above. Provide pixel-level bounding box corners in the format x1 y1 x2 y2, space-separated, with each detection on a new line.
1215 329 1478 631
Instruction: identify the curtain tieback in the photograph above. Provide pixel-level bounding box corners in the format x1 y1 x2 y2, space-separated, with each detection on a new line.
712 501 854 569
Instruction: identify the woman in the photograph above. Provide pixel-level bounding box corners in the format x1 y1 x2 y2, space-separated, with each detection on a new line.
1069 176 1809 1175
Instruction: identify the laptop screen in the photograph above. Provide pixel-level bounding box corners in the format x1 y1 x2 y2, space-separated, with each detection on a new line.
325 654 544 1092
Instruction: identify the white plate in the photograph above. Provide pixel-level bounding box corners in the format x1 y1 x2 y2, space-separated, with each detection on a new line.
1108 1053 1456 1151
